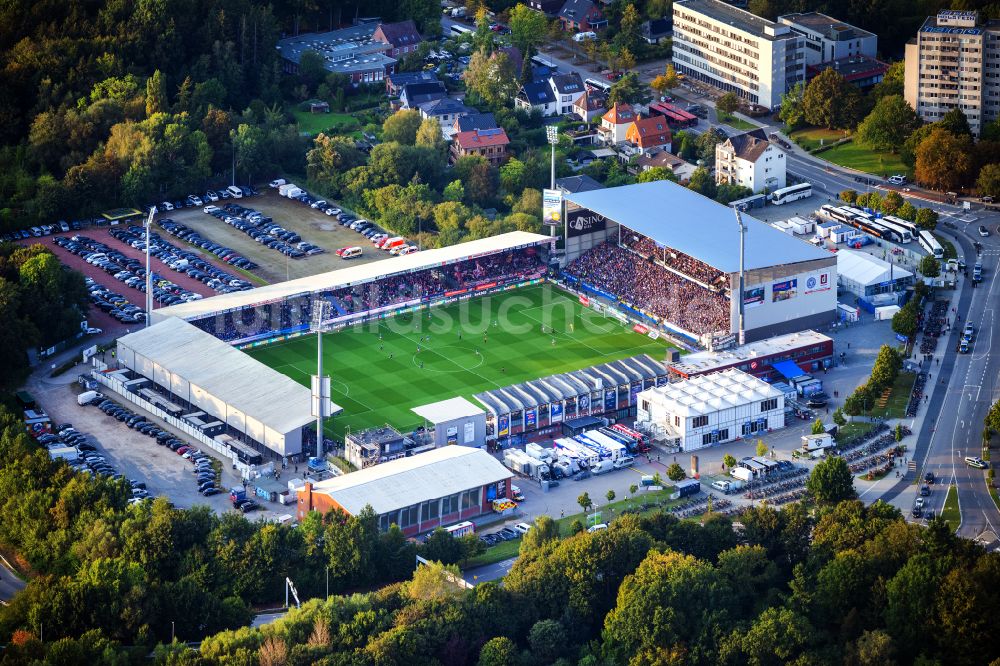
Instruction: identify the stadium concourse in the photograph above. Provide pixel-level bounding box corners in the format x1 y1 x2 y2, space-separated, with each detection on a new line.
561 180 839 345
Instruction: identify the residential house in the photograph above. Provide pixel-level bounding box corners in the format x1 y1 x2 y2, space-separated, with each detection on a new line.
373 20 423 58
555 174 605 194
625 115 673 155
455 112 498 132
715 128 786 193
633 148 697 181
497 46 525 79
641 18 673 44
528 0 564 16
418 98 474 139
558 0 608 32
598 102 636 144
399 81 447 109
386 70 438 96
572 89 606 122
515 80 557 116
450 128 511 165
550 73 586 115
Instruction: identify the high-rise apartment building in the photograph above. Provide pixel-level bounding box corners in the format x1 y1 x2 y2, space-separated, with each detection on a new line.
904 10 1000 136
672 0 805 109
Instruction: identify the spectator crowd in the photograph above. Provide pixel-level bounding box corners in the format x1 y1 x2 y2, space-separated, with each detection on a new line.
192 248 547 342
564 242 730 335
621 230 726 288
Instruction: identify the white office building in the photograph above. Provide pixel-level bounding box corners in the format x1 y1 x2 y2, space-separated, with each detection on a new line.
777 12 878 67
636 368 785 451
672 0 806 109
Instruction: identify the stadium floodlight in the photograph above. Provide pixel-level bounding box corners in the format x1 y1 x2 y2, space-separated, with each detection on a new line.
144 207 155 328
311 300 334 459
546 126 558 190
733 207 746 347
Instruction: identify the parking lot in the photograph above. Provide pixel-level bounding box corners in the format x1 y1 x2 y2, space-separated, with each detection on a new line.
26 369 283 520
164 190 387 282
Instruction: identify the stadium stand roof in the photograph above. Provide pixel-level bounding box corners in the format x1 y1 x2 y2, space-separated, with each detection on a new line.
116 317 338 435
564 181 832 273
153 231 551 322
308 446 511 516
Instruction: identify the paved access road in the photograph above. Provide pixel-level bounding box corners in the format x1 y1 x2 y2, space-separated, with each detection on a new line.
0 557 26 604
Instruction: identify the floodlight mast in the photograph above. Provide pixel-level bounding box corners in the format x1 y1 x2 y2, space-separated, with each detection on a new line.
311 301 332 458
733 207 747 346
145 207 155 327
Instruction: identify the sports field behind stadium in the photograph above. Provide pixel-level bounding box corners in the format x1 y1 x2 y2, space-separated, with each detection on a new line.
245 284 674 438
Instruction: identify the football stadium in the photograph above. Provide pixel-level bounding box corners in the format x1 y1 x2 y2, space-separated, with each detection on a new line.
106 181 837 463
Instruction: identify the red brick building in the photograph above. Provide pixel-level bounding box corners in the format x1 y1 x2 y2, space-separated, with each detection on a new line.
450 127 511 165
558 0 608 32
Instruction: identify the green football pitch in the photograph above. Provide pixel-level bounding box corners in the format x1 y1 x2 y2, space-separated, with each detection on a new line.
244 284 674 438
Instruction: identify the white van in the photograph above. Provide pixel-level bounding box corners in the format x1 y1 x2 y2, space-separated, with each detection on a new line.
341 246 363 259
269 178 287 188
573 31 597 42
226 185 244 199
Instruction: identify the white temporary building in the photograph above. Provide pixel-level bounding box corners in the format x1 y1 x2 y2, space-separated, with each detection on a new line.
636 368 785 451
115 316 339 457
836 249 913 299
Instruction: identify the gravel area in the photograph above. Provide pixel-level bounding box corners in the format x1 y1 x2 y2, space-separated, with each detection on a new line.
164 191 389 282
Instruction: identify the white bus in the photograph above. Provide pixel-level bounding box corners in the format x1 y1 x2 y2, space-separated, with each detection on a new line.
770 183 812 205
919 230 944 259
877 218 913 243
450 24 473 37
883 215 920 237
584 77 612 92
445 521 475 538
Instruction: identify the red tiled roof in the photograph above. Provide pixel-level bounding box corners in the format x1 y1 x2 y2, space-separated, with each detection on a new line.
627 115 672 148
454 128 510 149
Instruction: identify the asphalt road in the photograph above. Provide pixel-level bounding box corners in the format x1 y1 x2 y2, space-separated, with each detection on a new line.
0 557 26 604
463 556 517 585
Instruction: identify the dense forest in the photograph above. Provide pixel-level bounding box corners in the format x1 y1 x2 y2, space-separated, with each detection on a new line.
2 395 999 665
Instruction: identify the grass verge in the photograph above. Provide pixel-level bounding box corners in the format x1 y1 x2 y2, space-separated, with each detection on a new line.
818 140 909 178
933 233 957 260
835 421 875 444
718 112 758 131
941 484 960 531
290 108 361 136
789 127 847 151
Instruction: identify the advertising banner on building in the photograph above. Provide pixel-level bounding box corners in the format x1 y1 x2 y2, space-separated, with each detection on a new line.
498 414 509 437
542 189 563 227
525 408 537 429
804 273 831 294
604 388 617 411
772 279 798 302
538 402 549 424
463 421 475 444
630 381 643 405
566 208 608 237
743 286 765 308
446 426 458 445
550 402 564 423
578 393 591 414
564 396 577 418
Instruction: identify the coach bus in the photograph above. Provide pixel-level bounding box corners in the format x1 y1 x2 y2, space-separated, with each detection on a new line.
919 230 944 259
584 77 612 92
883 215 920 237
445 521 475 538
877 218 913 243
769 183 812 205
450 24 473 37
831 207 893 241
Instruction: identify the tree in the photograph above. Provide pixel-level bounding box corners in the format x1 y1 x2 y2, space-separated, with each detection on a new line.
806 456 856 504
521 515 559 551
716 92 740 116
687 167 717 199
408 561 466 601
811 419 825 435
651 65 680 98
915 207 938 230
870 61 905 101
832 408 847 427
382 109 422 145
919 254 940 278
415 117 445 152
478 636 519 666
472 7 494 56
839 189 858 205
723 454 737 470
607 73 650 106
297 50 328 92
145 70 167 117
577 492 592 512
509 4 548 60
803 67 861 129
636 166 677 183
443 180 465 202
756 440 768 457
666 463 686 481
915 128 974 191
977 163 1000 199
897 201 917 221
856 95 918 152
606 489 616 503
615 3 642 53
454 155 499 207
778 81 806 131
695 129 723 166
402 0 443 35
891 305 917 339
881 190 904 215
528 619 565 663
232 124 268 184
937 107 972 137
716 183 753 204
464 51 519 108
